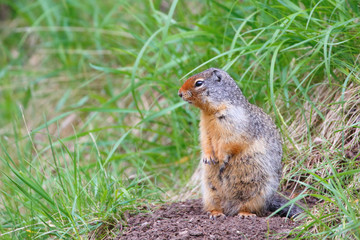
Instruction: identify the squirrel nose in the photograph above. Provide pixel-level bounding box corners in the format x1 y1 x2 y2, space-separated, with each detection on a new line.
178 91 183 98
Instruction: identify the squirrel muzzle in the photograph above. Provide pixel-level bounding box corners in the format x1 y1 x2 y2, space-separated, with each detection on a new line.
178 88 193 104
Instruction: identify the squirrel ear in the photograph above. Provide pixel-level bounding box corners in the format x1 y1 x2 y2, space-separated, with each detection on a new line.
212 70 222 82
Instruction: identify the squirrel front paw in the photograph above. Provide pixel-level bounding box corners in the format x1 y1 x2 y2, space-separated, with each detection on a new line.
202 156 218 165
219 154 231 173
223 154 231 164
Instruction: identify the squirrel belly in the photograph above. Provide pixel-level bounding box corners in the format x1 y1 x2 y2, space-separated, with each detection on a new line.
179 68 302 218
200 103 281 217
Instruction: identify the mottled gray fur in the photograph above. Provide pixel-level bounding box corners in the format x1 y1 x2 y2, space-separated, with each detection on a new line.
184 68 302 218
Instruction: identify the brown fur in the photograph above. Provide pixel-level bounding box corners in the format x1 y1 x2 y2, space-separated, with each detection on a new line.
179 68 302 219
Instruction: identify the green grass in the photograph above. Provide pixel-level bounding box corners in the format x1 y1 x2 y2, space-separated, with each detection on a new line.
1 0 360 239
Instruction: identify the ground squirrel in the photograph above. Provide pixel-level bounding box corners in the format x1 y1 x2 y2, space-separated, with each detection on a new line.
178 68 302 219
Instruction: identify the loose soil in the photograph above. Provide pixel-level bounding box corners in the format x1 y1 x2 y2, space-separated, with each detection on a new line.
116 199 302 239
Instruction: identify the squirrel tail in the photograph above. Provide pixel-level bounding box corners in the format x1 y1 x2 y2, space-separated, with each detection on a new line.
267 193 303 218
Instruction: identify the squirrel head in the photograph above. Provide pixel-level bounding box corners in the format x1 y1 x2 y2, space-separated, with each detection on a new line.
178 68 245 113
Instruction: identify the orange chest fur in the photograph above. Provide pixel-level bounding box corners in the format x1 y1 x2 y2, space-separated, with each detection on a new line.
200 112 248 160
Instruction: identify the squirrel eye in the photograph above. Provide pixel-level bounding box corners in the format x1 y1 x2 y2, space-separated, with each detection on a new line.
195 80 204 87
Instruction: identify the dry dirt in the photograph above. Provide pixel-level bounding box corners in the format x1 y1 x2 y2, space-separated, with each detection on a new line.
116 199 303 240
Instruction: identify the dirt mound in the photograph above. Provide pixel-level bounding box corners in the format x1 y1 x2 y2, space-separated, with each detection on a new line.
117 199 300 239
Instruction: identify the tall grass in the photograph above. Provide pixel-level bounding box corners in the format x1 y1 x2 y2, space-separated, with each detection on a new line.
0 0 359 239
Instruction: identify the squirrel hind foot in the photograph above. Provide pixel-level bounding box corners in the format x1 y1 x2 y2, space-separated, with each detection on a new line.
208 210 226 220
238 211 256 219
